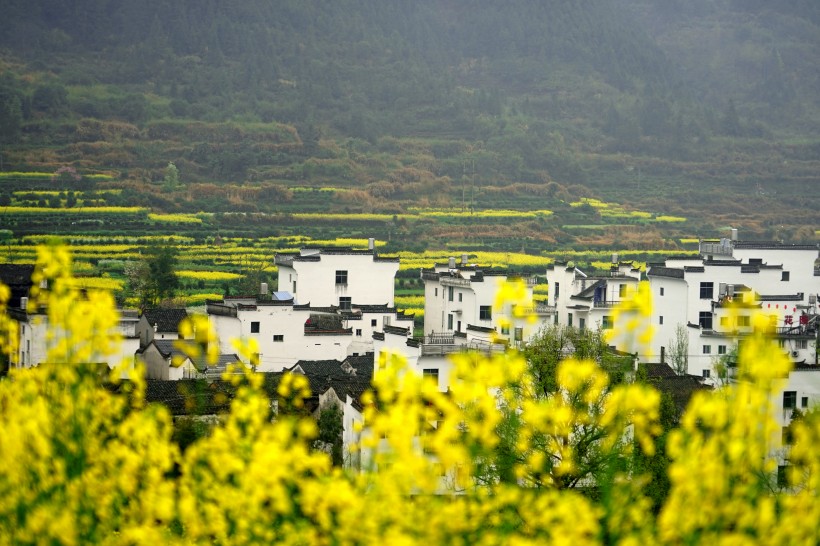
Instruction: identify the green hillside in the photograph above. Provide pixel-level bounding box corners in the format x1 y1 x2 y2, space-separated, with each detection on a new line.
0 0 818 248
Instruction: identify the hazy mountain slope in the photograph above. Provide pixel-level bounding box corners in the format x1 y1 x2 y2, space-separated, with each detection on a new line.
0 0 817 243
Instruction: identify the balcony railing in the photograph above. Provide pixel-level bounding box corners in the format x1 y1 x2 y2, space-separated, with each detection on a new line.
420 341 507 356
515 303 556 315
593 300 617 308
420 332 506 356
426 332 454 345
774 326 816 337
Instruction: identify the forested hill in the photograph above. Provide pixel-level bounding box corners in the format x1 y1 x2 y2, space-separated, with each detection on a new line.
0 0 819 240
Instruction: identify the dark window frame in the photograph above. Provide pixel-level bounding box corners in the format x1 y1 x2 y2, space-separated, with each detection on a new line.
783 391 797 410
700 282 714 299
335 270 348 285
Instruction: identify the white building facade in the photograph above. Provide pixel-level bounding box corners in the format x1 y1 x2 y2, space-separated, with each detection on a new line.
208 246 409 372
275 246 399 308
647 236 819 380
422 256 553 347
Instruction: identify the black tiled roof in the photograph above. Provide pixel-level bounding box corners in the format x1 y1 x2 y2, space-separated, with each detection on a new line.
576 279 606 298
144 379 234 415
637 365 711 416
291 354 374 410
142 308 188 333
760 294 804 301
640 362 677 379
384 325 409 336
466 324 495 333
647 267 684 279
734 241 819 250
0 264 35 307
153 339 186 358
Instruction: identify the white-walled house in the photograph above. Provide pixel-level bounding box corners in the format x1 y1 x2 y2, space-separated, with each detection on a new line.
372 323 507 393
546 260 643 334
9 304 140 377
422 256 554 347
208 245 409 372
137 338 243 380
138 339 188 380
207 297 414 372
136 308 188 347
286 354 374 468
275 245 399 308
647 234 819 380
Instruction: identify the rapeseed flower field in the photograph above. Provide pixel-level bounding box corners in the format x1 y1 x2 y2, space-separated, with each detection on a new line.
0 245 818 544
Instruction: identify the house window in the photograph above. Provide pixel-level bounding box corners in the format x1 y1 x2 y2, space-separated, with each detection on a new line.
335 270 348 285
568 312 573 327
782 271 790 281
659 316 664 325
797 340 808 350
801 396 808 408
554 282 560 301
777 465 789 487
579 318 585 331
699 311 713 330
447 314 453 330
783 391 797 410
501 324 510 335
456 320 461 332
720 316 729 327
339 297 352 310
371 319 377 327
435 288 438 297
423 368 440 386
700 282 714 299
619 284 627 298
702 369 711 378
737 315 750 327
702 345 711 354
250 321 260 333
356 329 362 336
602 316 613 330
273 334 284 342
514 327 523 341
479 306 492 320
660 287 665 296
782 427 793 446
718 345 727 355
458 292 463 302
448 287 454 301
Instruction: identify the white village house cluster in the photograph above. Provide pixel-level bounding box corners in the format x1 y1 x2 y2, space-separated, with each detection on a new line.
4 230 819 468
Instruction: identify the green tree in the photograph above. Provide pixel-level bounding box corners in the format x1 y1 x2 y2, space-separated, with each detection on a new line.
315 403 344 466
126 245 180 308
523 324 632 396
475 325 638 489
231 254 274 297
668 324 689 376
163 162 181 191
632 388 678 512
